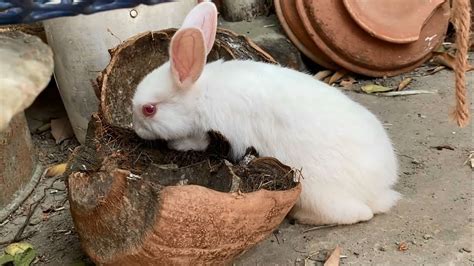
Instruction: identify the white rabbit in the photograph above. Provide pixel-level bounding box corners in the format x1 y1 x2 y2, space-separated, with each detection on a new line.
132 2 400 225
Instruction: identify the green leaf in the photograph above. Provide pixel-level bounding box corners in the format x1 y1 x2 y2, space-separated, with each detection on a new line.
4 242 36 266
0 253 15 265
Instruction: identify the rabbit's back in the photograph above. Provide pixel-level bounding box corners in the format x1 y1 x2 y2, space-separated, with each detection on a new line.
199 60 399 224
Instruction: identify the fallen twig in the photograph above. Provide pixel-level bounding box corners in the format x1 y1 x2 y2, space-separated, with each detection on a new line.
0 175 63 247
0 231 36 246
328 71 347 85
303 224 338 233
425 66 446 75
376 90 437 97
273 232 280 244
462 151 474 168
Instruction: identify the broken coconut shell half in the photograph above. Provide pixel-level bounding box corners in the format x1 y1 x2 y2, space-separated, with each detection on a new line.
67 28 300 265
97 28 276 130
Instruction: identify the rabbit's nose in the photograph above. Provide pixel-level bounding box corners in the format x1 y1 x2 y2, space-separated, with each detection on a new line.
142 104 157 117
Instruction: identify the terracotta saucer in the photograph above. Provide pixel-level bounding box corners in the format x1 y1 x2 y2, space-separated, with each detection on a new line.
294 0 450 77
343 0 446 44
274 0 338 69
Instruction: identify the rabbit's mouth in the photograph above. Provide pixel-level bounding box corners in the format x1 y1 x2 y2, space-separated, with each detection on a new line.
134 127 157 140
132 115 159 140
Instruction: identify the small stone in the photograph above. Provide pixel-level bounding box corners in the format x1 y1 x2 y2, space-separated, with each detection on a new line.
423 234 433 240
379 246 386 252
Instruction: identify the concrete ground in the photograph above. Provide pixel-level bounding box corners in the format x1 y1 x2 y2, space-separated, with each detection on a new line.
0 16 472 265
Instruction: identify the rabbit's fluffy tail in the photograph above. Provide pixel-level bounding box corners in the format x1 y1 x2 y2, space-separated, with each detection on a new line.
369 189 401 214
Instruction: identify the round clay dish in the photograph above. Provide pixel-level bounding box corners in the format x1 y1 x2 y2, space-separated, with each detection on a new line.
343 0 446 44
295 0 450 77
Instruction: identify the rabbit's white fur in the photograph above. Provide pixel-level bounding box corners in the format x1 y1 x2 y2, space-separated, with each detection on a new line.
133 59 400 225
132 1 400 225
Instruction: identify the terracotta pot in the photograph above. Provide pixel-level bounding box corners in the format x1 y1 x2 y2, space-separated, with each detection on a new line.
275 0 451 77
274 0 338 69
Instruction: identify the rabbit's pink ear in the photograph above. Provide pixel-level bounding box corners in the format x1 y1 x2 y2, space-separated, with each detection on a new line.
170 28 206 89
180 2 218 54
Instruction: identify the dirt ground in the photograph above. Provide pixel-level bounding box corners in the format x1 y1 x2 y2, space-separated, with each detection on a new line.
0 26 472 266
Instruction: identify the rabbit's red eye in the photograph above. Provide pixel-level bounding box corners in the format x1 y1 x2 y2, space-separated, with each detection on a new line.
142 104 156 117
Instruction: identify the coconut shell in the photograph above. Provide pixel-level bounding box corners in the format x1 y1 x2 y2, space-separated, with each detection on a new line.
67 28 299 265
67 114 301 265
98 28 276 130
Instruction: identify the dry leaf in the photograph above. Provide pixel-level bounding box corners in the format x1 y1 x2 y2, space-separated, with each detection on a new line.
314 70 333 80
432 52 474 71
398 242 408 252
432 52 456 69
51 117 74 144
323 76 332 84
328 71 346 85
339 76 356 89
46 163 67 177
324 246 341 266
398 77 412 91
426 66 446 75
361 84 393 94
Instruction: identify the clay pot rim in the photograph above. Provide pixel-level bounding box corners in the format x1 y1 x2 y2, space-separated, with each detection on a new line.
274 0 337 69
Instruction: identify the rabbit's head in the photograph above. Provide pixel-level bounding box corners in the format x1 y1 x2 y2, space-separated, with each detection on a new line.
132 2 217 140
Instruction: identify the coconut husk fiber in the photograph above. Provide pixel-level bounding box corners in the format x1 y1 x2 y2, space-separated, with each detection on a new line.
66 28 300 265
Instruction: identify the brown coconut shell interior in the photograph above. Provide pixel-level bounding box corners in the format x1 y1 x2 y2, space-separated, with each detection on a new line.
66 113 298 194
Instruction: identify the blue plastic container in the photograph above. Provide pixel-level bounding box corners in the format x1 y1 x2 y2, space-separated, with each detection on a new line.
0 0 172 24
